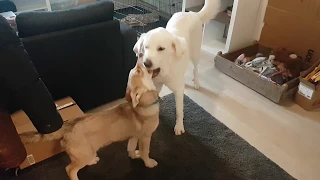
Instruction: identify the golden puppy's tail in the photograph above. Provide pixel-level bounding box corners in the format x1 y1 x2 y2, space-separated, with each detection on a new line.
20 115 88 144
19 117 81 144
198 0 221 24
20 126 67 144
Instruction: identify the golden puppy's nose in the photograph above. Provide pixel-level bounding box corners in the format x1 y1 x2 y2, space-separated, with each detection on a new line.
144 59 153 68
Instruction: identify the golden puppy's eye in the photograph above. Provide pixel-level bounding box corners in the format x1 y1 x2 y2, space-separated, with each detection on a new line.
158 47 165 51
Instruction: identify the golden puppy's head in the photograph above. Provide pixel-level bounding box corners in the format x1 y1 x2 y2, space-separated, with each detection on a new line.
126 56 158 108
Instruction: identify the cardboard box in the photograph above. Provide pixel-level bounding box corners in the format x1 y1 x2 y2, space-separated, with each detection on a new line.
77 0 97 5
0 11 16 20
295 61 320 111
11 97 84 169
0 11 17 31
295 79 320 110
260 0 320 64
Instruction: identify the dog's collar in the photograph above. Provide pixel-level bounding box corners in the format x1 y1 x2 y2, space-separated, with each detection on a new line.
140 96 162 108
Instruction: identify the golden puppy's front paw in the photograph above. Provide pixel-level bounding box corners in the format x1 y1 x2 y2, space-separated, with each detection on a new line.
91 157 100 165
129 150 140 159
144 158 158 168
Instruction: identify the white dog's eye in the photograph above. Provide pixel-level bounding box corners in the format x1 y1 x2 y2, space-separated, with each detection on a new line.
158 47 165 51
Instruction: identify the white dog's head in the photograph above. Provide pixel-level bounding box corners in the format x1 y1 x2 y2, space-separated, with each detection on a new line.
133 27 187 78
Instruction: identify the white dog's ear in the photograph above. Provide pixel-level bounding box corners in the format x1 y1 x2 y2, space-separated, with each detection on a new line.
172 36 187 59
133 33 146 57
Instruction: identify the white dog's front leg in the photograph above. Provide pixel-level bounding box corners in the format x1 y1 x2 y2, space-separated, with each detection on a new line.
174 86 185 135
193 67 200 90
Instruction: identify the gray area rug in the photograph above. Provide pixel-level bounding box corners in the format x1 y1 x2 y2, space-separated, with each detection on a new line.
5 94 295 180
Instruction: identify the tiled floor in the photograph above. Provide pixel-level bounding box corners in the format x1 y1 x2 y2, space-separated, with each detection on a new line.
95 51 320 180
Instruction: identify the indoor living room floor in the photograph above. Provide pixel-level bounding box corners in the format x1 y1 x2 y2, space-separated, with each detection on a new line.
93 51 320 180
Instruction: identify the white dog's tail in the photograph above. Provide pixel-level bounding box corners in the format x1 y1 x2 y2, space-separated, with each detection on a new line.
198 0 221 24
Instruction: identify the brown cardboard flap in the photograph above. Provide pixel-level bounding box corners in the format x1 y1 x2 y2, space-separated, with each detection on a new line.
260 0 320 64
269 0 320 19
295 60 320 111
12 97 83 134
11 97 84 169
20 140 62 169
300 77 316 89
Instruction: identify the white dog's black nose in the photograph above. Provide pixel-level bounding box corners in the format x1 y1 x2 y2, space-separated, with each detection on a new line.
144 59 153 68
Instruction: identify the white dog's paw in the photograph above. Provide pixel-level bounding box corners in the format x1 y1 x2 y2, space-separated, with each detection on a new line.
194 82 200 90
129 150 140 159
192 78 200 90
144 158 158 168
174 123 185 135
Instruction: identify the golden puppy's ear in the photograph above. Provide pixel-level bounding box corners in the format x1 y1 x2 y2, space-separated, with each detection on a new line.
128 87 143 108
138 90 159 106
172 36 187 59
133 33 146 57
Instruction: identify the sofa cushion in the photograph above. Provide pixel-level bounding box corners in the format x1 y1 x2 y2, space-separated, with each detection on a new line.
0 0 17 13
120 22 138 76
16 0 114 38
22 20 126 110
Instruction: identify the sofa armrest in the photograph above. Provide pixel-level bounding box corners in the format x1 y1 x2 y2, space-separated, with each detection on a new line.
0 16 63 133
120 22 137 76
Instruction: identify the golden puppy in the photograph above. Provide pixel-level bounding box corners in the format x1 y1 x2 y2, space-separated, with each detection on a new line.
19 57 160 180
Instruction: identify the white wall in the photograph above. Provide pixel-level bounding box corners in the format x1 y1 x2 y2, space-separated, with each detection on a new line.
225 0 261 52
253 0 268 40
185 0 204 8
184 0 233 9
184 0 268 42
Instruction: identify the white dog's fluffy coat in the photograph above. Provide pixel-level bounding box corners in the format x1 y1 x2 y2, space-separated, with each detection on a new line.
134 0 221 135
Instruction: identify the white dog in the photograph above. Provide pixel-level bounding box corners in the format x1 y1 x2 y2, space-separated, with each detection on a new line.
133 0 221 135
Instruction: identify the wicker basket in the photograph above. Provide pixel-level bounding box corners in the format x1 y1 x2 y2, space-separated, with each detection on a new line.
215 43 310 103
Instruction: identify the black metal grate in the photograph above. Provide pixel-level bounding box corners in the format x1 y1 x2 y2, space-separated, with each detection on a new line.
112 0 182 35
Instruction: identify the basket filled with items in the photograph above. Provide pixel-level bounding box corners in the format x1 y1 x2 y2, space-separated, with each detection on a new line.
215 43 311 103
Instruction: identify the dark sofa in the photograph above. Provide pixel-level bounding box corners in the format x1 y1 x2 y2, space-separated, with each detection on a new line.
15 0 137 111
